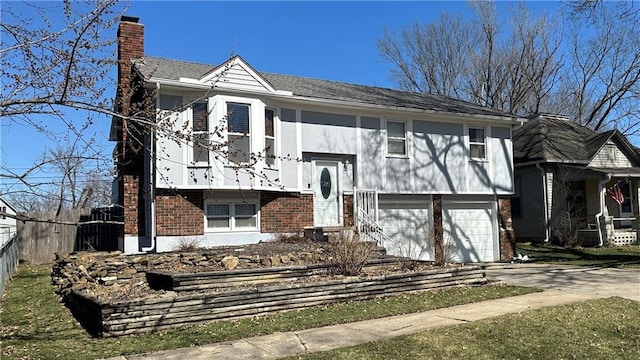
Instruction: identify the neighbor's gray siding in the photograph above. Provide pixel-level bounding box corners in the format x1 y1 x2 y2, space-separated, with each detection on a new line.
589 141 634 168
512 166 546 241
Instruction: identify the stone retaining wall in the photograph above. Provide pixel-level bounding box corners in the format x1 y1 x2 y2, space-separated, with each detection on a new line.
69 266 486 337
52 250 487 338
52 249 329 297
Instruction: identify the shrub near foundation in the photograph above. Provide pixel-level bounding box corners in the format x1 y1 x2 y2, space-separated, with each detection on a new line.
328 229 376 275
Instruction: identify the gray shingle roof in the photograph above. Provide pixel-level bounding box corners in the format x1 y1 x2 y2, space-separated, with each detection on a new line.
513 115 640 165
134 56 518 120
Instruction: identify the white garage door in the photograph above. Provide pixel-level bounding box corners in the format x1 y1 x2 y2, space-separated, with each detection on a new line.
443 203 496 263
378 202 433 261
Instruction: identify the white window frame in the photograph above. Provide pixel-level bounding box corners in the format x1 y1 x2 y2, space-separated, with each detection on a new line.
190 102 210 165
468 127 487 161
204 200 260 232
386 120 408 157
264 107 277 168
226 102 251 164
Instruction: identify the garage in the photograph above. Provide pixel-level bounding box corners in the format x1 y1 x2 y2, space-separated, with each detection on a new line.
443 201 497 263
378 195 433 261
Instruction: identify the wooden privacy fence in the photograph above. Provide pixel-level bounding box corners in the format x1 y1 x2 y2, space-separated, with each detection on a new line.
17 207 121 264
0 234 19 295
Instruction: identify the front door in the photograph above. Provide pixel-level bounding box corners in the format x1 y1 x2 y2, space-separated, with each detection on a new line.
314 161 341 227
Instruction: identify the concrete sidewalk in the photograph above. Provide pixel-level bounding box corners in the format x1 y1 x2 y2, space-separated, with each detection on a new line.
105 289 600 360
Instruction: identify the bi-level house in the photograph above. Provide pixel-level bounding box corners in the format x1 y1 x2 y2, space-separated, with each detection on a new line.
112 16 522 262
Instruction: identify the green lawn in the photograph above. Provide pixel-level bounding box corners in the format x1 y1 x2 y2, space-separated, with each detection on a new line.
516 243 640 268
0 265 538 360
286 297 640 360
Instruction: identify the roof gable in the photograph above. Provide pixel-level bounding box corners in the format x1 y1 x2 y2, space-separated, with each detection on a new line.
179 56 278 93
588 140 635 168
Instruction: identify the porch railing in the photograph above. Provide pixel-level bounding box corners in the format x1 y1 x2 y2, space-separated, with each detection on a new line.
580 215 638 246
356 208 391 247
354 188 391 247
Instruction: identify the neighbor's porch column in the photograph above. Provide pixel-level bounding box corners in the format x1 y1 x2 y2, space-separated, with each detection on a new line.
635 179 640 242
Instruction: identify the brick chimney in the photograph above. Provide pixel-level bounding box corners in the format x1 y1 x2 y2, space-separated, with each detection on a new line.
115 16 147 249
117 16 144 114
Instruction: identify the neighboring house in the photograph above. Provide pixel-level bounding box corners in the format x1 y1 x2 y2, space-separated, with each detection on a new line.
512 114 640 246
0 196 18 245
111 16 523 262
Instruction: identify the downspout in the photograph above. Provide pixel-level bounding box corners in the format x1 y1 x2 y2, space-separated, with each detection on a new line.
595 175 611 247
142 82 159 252
536 163 550 242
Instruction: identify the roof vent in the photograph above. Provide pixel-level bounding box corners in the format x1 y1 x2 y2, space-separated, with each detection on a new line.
529 113 571 122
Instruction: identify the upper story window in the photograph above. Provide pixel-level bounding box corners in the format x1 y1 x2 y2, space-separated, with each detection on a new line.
192 102 209 164
227 102 251 163
387 121 406 156
469 127 486 160
265 108 276 167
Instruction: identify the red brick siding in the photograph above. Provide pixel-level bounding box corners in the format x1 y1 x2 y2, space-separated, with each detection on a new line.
261 192 313 233
116 18 144 151
343 194 354 226
155 190 204 236
432 195 445 265
498 196 516 261
123 174 141 236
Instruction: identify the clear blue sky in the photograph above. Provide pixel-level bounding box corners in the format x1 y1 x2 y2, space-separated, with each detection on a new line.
0 1 570 192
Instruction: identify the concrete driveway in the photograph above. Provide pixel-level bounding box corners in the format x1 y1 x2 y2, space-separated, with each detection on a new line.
486 263 640 302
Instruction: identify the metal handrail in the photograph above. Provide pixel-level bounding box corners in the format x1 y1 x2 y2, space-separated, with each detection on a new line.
356 207 392 247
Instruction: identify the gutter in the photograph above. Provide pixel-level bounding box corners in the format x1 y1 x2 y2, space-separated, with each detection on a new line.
141 82 160 252
536 163 550 242
595 175 612 247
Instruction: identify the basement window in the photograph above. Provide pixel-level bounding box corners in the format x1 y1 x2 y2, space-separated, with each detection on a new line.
205 201 258 231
